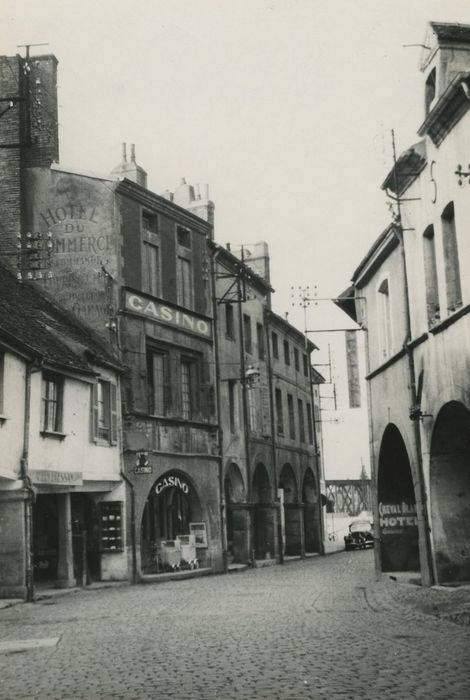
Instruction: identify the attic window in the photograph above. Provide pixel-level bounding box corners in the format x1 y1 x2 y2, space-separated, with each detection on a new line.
142 211 158 234
425 68 436 115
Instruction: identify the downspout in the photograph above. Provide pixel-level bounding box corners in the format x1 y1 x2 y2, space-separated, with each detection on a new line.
236 273 253 564
264 310 283 564
307 348 325 555
20 360 36 602
120 470 137 585
392 130 435 586
210 247 228 573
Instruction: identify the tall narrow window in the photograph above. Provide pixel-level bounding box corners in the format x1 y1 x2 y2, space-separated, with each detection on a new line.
42 375 62 432
143 242 160 297
287 393 295 439
272 332 279 359
142 211 158 234
294 348 300 372
425 67 436 115
284 340 290 365
306 403 314 444
0 352 4 415
243 314 252 354
423 225 439 325
298 399 305 443
275 388 284 435
378 279 392 359
257 323 265 360
148 352 169 415
177 256 192 308
228 380 237 433
91 380 117 444
247 386 258 432
303 354 309 377
441 202 462 313
225 304 235 339
180 360 193 419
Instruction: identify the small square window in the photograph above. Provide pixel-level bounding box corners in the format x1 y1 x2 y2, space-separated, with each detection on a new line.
142 211 158 233
177 226 191 249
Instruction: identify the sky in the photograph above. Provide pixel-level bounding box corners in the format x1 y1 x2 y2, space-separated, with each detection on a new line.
2 0 470 333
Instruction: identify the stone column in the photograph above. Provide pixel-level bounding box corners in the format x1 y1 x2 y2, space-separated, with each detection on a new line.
57 493 77 588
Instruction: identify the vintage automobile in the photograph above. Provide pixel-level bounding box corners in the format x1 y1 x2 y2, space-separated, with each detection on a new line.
344 519 374 551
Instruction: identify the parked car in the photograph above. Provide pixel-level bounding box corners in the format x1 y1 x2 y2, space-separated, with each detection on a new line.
344 519 374 551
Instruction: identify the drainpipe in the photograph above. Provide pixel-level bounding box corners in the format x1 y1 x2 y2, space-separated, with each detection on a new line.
264 310 283 564
20 360 36 603
210 247 228 573
392 130 435 586
307 350 325 555
120 470 137 585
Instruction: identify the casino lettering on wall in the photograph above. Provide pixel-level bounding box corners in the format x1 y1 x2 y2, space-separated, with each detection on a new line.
125 291 211 338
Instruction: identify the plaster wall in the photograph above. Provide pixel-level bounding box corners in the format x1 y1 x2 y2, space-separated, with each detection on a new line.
0 352 26 480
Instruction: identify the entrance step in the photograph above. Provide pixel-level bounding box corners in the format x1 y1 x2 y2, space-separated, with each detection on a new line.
140 567 212 584
228 563 250 573
253 558 277 568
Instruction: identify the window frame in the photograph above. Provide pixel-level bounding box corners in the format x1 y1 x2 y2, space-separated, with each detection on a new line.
225 303 235 340
272 332 279 360
243 314 252 355
91 379 118 445
287 393 295 439
257 322 265 360
275 388 284 435
41 372 64 436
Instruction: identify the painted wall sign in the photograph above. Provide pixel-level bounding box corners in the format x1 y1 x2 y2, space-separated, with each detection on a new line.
30 470 83 486
379 502 418 532
125 291 211 338
155 475 189 495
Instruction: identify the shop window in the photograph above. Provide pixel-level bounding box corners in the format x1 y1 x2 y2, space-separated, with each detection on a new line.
294 347 300 372
99 502 123 552
441 202 462 313
177 225 191 249
423 225 439 325
284 340 290 366
225 304 235 340
148 351 170 416
272 332 279 359
142 242 160 297
306 402 314 444
91 380 117 444
287 393 295 439
228 380 237 433
243 314 252 354
257 323 265 360
298 398 305 442
275 388 284 435
41 373 63 434
247 385 258 432
142 211 158 234
378 278 392 359
177 256 192 309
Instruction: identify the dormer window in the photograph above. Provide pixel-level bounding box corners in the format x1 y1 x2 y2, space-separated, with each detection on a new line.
425 67 436 115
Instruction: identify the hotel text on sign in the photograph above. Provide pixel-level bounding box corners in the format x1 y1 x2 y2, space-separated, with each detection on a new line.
125 292 211 338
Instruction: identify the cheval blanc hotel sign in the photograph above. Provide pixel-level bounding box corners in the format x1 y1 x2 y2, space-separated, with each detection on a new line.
125 291 211 338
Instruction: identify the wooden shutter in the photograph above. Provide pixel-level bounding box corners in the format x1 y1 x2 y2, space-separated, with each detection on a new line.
110 383 118 445
91 383 99 441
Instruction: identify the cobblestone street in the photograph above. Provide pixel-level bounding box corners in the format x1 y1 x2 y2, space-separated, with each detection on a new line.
1 551 469 700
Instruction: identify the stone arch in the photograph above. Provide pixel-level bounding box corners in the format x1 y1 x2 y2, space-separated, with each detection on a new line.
252 463 275 560
430 401 470 583
279 464 301 555
140 470 204 573
224 463 248 564
378 424 419 572
302 468 321 554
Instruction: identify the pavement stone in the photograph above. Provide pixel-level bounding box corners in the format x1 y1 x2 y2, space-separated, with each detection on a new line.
0 550 469 699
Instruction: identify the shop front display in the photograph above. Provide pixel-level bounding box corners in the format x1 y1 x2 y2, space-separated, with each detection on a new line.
140 471 208 573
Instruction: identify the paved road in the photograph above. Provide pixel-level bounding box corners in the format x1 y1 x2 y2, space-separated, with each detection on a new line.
0 551 469 699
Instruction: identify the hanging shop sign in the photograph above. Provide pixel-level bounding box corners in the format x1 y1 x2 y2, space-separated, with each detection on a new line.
134 452 152 475
124 291 211 338
155 475 189 495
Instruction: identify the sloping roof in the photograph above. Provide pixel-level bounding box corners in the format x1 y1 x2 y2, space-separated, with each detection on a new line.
418 71 470 146
430 22 470 43
333 285 357 323
210 241 274 295
351 223 400 287
267 310 318 352
0 263 122 374
381 141 427 195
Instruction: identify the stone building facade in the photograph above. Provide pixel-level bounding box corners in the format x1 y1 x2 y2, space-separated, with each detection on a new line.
341 22 470 585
